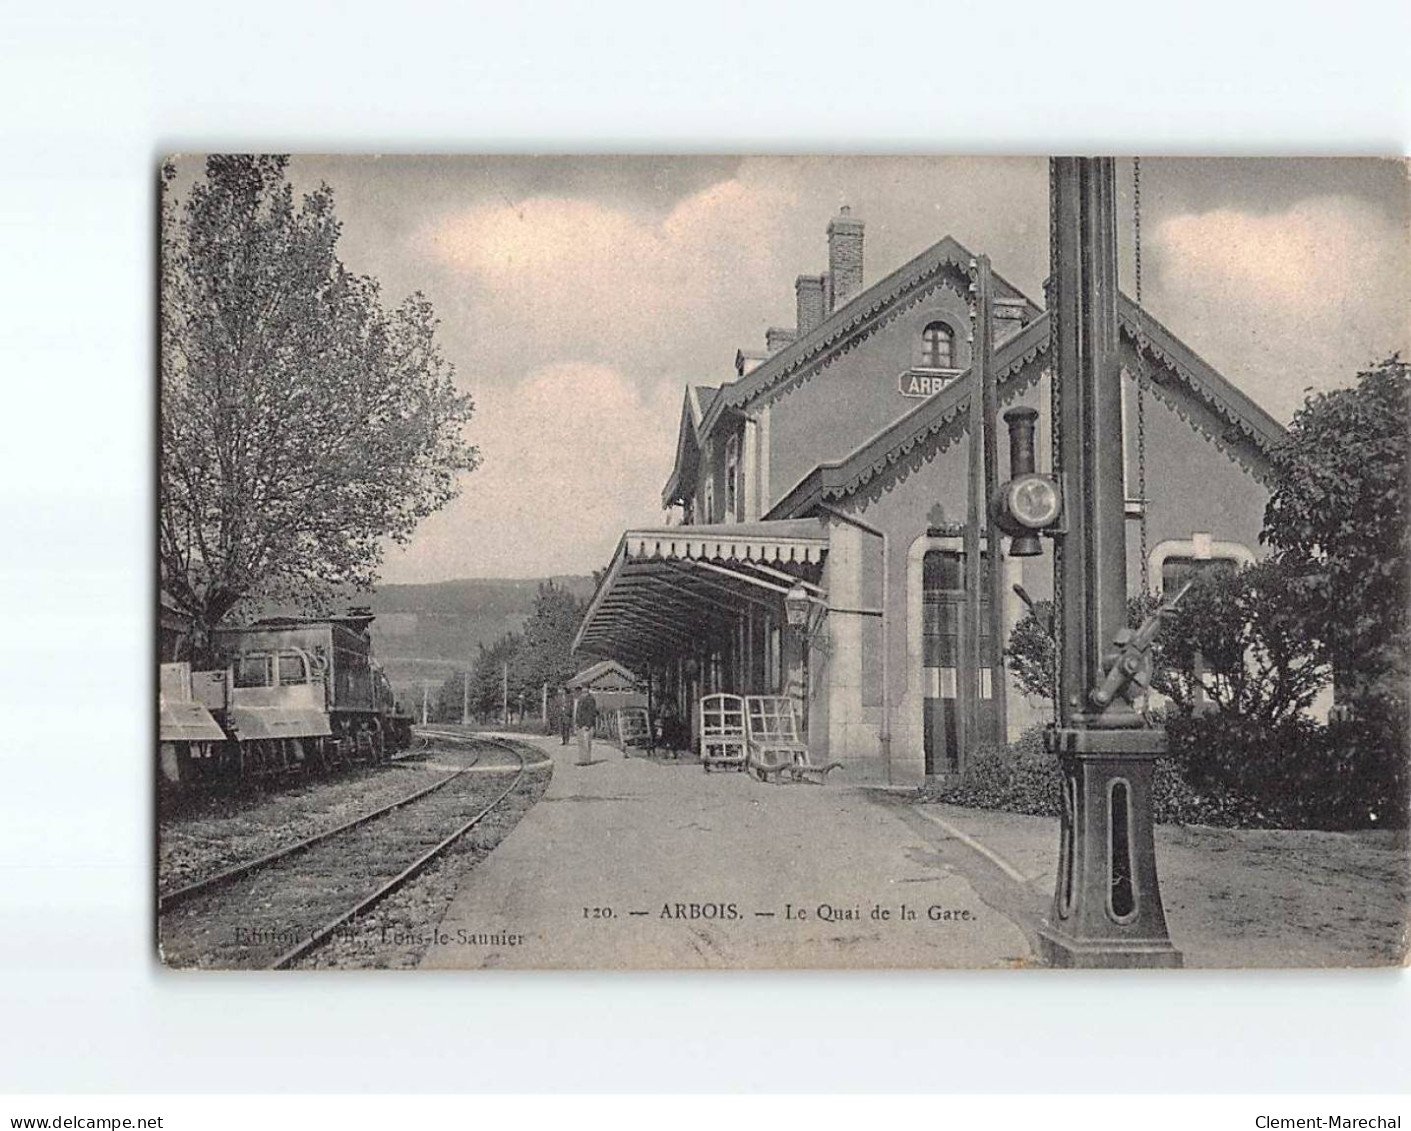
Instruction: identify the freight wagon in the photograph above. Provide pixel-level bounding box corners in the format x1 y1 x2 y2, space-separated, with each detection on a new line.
158 609 412 784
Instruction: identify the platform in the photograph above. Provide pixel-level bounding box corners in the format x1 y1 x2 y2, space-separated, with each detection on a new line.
421 731 1033 969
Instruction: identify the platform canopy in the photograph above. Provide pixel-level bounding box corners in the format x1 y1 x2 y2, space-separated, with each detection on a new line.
572 519 828 666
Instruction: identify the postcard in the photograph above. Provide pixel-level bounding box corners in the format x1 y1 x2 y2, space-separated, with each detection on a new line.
156 155 1409 970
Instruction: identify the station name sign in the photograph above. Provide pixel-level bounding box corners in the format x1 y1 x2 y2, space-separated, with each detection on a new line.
898 369 961 398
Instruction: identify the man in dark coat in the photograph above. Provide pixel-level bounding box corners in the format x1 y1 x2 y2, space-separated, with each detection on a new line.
573 690 598 765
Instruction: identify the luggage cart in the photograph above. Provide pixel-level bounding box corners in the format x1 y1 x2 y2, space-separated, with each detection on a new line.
698 693 748 773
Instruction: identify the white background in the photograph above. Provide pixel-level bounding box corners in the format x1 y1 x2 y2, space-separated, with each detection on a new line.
1 0 1408 1095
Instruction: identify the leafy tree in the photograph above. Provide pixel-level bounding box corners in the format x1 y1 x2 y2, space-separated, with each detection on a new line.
1262 356 1410 713
159 155 480 653
469 632 522 720
514 582 585 697
1008 562 1327 727
434 668 469 723
1157 558 1328 725
1005 594 1163 706
1006 597 1056 702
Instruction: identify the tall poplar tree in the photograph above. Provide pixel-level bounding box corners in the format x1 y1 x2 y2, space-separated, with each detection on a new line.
159 156 480 651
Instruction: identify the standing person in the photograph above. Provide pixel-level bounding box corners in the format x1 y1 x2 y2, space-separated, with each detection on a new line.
574 689 598 766
558 686 572 745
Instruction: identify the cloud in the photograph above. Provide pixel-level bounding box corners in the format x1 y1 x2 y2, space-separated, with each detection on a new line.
416 175 798 380
382 161 1407 581
392 173 812 582
1152 196 1409 420
380 363 679 582
412 157 1052 396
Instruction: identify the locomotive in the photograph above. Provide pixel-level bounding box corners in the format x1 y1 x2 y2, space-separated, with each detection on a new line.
158 608 414 785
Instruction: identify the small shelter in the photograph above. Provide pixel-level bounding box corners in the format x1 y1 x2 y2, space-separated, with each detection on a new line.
565 660 648 732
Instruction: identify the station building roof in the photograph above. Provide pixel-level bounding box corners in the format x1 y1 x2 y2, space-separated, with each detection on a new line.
767 293 1289 518
699 234 1040 438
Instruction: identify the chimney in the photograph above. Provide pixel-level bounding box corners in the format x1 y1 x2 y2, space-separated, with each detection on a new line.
765 326 796 354
795 274 826 335
827 205 865 310
735 348 768 378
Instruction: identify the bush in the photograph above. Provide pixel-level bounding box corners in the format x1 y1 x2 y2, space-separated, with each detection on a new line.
1164 712 1405 830
917 719 1407 830
1263 356 1410 713
917 726 1061 817
1157 558 1329 724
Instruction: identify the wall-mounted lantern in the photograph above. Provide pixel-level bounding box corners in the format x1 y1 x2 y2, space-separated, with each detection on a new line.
784 582 812 631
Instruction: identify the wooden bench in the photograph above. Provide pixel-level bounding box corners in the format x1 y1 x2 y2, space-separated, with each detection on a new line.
698 694 748 773
744 696 842 784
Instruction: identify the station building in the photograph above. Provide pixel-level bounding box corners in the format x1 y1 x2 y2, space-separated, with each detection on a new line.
573 207 1287 783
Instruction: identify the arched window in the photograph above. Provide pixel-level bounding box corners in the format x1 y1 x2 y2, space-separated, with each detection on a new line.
1148 535 1256 596
921 321 954 369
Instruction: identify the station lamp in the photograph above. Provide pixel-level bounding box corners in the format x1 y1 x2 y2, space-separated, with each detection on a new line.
993 406 1062 557
784 582 812 631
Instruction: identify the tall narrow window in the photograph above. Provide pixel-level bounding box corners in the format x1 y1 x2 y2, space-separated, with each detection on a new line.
921 321 955 369
724 435 739 523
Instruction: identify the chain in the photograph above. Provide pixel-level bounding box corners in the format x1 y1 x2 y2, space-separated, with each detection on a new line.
1134 156 1150 603
1047 159 1062 724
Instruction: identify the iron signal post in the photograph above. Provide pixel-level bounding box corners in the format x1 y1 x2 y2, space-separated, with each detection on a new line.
1036 157 1181 967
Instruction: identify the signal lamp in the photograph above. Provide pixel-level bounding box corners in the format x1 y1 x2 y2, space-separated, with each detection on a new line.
994 407 1061 557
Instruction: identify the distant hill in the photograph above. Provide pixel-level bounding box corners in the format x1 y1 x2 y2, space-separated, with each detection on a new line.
364 575 597 690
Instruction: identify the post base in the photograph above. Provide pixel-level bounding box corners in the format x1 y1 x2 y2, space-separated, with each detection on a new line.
1038 923 1183 969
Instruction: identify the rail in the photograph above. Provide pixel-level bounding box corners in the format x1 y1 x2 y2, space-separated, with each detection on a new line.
270 731 528 969
156 732 484 914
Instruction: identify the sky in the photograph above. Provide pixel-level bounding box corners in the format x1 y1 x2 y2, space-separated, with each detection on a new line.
175 156 1408 584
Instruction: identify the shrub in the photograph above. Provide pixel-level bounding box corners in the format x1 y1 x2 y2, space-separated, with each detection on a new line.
1157 558 1329 725
917 726 1061 817
917 719 1408 830
1165 711 1406 830
917 734 1279 829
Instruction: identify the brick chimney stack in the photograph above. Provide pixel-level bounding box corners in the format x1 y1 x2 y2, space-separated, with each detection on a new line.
795 274 827 335
826 205 864 311
765 326 797 354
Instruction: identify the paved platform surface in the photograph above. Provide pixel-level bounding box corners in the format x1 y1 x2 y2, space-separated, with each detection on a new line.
422 732 1034 970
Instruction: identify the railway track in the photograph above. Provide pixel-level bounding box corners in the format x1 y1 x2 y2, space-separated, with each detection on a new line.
157 732 532 969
